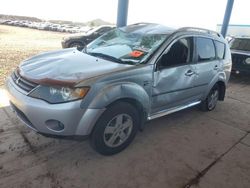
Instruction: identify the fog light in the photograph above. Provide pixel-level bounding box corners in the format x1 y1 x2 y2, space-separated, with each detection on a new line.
45 120 65 132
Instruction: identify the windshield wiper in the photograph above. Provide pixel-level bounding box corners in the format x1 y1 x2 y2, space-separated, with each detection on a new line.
87 52 125 64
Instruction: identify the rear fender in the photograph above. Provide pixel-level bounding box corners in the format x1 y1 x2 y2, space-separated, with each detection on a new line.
203 72 226 101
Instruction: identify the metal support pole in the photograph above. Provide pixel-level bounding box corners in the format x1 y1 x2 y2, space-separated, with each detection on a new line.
221 0 234 37
117 0 129 27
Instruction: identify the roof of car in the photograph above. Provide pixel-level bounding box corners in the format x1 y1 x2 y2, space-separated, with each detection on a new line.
121 23 223 40
120 23 175 35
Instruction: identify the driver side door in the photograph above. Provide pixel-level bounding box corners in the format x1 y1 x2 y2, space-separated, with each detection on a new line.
151 37 198 114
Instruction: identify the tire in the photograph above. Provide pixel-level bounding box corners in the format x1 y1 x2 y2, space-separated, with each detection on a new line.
90 102 139 155
69 42 84 50
200 84 219 111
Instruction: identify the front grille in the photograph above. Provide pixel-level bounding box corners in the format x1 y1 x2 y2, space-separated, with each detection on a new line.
11 70 38 93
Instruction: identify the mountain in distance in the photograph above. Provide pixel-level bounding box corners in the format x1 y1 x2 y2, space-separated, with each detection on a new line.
0 14 42 22
0 14 113 26
86 19 113 26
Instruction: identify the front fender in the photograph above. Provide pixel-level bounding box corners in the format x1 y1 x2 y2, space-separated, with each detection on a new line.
87 82 151 113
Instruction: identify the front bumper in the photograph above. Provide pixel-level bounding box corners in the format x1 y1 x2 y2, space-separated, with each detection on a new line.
231 53 250 74
5 77 105 136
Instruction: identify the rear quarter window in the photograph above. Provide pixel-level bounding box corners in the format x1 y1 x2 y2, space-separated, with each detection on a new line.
196 37 216 62
214 41 225 60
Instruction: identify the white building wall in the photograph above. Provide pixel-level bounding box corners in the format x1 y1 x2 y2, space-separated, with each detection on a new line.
216 25 250 37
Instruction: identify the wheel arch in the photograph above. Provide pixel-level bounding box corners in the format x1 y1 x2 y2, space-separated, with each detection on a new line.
87 83 150 130
88 83 150 110
206 80 226 101
106 97 147 129
204 71 227 101
217 80 226 101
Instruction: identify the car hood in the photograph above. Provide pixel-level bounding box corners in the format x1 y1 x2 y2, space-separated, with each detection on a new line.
18 48 132 86
231 49 250 56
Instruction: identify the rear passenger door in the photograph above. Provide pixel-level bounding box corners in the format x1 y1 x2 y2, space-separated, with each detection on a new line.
192 37 220 99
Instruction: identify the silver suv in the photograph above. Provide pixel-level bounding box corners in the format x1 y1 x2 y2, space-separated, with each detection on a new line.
6 23 232 155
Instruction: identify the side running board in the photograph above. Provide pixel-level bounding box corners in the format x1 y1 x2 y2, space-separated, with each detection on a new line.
148 101 201 120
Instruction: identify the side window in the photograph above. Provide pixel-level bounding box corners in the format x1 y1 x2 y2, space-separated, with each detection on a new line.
158 37 193 68
196 37 216 62
214 41 225 60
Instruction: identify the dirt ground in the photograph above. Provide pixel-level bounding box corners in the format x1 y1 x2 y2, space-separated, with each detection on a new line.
0 25 64 86
0 25 250 188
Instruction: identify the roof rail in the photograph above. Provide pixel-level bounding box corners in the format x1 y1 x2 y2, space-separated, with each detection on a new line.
176 27 222 38
131 22 154 26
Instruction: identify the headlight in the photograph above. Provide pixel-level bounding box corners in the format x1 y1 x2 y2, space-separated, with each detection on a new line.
245 58 250 65
29 85 89 104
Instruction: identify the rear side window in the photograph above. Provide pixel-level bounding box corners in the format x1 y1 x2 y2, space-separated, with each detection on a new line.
196 37 216 62
214 41 225 60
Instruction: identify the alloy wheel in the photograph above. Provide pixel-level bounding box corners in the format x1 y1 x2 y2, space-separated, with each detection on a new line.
207 89 219 110
103 114 133 148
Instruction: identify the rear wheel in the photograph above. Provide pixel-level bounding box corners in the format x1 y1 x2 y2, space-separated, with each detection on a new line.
200 84 219 111
90 102 139 155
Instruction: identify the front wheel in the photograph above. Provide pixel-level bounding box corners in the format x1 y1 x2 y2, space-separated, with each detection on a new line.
90 102 139 155
200 84 219 111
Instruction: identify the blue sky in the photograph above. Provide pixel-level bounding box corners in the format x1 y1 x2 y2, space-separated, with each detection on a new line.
1 0 249 30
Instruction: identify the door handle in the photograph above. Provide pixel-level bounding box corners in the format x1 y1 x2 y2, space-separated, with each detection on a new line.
185 70 195 76
214 65 219 70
